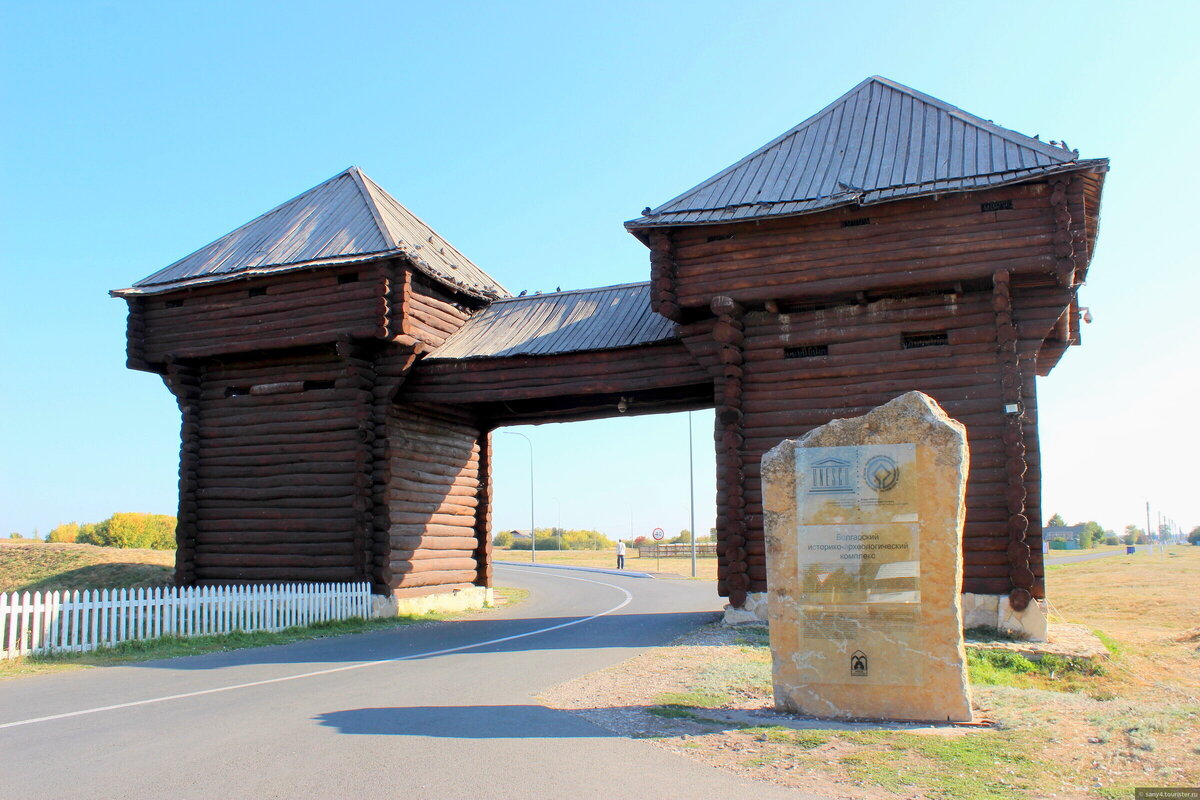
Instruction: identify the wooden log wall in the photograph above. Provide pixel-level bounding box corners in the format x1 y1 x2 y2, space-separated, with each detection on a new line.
385 405 486 593
163 358 200 585
666 183 1061 310
403 271 475 349
187 349 364 584
125 298 148 371
993 271 1035 610
648 231 683 321
682 286 1062 600
709 296 749 607
138 265 390 362
404 341 711 406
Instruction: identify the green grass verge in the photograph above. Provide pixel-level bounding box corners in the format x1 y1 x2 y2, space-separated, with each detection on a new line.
740 725 1039 799
837 730 1037 800
966 647 1105 692
1092 628 1123 658
0 586 526 680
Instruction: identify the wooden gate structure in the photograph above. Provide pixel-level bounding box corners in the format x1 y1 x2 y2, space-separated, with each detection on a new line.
113 77 1107 612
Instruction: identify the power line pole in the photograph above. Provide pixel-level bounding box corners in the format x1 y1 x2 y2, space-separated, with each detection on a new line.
688 411 697 579
505 431 535 563
1146 501 1152 549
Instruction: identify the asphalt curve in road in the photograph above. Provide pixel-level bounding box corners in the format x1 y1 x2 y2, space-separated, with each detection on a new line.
0 565 816 800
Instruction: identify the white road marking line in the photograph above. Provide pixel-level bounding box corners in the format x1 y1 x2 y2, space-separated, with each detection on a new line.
0 569 632 730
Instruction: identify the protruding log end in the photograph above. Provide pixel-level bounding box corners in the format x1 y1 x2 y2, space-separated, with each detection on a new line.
1008 587 1032 612
710 295 744 318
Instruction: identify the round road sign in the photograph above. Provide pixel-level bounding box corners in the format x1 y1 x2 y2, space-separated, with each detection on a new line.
652 527 666 541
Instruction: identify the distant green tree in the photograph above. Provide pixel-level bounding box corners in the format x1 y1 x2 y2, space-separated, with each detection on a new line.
1047 513 1066 527
47 522 81 543
559 529 611 550
8 532 23 540
493 530 514 548
1122 525 1148 545
77 513 176 549
1188 526 1200 546
1077 521 1105 549
667 529 691 545
1104 533 1120 546
77 522 102 545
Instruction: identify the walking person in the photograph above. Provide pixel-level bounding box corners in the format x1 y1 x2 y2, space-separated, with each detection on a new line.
616 539 626 570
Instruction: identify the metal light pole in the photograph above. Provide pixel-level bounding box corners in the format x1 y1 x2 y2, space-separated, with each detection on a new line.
688 411 697 578
505 431 535 563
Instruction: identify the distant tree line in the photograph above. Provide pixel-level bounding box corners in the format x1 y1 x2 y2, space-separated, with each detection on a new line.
45 513 177 550
493 528 612 550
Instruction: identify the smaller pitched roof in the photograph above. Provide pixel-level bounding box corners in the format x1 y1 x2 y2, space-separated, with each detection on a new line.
627 76 1107 231
113 167 509 299
428 282 676 360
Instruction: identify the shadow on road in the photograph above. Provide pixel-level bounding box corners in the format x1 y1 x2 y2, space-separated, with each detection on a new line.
314 704 618 738
129 610 724 671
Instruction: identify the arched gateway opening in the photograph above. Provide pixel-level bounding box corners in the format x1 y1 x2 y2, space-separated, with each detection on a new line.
111 77 1107 620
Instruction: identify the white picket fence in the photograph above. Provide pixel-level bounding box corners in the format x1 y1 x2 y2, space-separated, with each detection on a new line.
0 582 374 660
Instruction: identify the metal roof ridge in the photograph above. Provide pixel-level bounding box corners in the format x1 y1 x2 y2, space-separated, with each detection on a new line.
629 79 880 226
487 281 651 304
346 166 399 249
625 77 1087 230
131 167 361 286
868 77 1077 162
354 168 512 299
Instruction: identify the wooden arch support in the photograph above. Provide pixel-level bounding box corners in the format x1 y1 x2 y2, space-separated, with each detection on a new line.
711 295 749 607
993 270 1035 611
163 356 201 586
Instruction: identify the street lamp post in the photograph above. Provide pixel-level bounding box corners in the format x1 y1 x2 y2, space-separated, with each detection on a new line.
689 411 697 578
505 431 535 563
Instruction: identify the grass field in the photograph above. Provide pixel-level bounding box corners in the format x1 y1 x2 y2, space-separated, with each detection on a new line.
0 540 175 593
497 547 719 581
542 546 1200 799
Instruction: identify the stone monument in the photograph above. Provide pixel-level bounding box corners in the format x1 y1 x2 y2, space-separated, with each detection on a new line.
761 391 973 722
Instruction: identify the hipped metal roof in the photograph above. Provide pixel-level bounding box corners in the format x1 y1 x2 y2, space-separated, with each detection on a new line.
627 76 1108 231
113 167 509 299
428 282 676 360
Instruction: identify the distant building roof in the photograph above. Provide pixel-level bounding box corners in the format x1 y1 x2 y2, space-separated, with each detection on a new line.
113 167 509 300
627 76 1108 232
1044 525 1086 540
428 282 676 360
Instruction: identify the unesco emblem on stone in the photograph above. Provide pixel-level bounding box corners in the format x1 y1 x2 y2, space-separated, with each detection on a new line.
809 457 854 494
850 650 869 677
864 455 900 492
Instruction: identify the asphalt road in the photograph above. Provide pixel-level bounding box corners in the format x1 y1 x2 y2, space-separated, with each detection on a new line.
0 565 814 800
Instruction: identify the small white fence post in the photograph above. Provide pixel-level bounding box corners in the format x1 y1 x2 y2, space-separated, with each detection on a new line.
2 581 374 660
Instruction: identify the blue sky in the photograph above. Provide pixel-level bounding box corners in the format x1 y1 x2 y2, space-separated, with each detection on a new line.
2 1 1197 539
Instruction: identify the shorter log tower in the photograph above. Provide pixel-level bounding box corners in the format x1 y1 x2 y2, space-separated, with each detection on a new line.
115 77 1107 614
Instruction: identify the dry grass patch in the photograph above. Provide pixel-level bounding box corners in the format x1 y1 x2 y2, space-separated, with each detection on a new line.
0 541 175 594
541 547 1200 798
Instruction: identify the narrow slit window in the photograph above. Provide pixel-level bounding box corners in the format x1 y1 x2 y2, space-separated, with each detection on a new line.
901 331 949 349
224 385 250 397
784 344 829 359
981 199 1013 212
841 217 870 228
303 379 336 391
165 299 184 308
706 233 734 243
248 287 267 297
337 272 359 285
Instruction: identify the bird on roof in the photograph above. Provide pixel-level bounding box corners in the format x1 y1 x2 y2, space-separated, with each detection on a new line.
518 290 527 297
